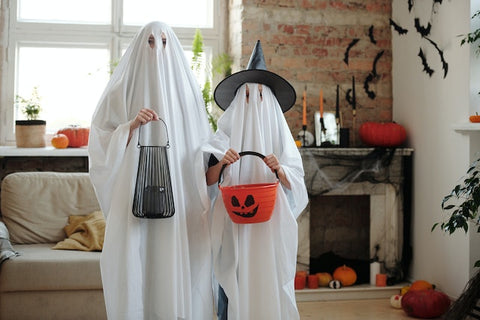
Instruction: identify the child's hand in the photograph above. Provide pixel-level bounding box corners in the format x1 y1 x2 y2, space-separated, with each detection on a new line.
264 154 281 173
220 148 240 166
130 108 159 131
264 154 291 189
205 149 239 186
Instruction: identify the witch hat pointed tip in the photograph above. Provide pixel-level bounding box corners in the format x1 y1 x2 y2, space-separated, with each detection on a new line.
246 40 267 71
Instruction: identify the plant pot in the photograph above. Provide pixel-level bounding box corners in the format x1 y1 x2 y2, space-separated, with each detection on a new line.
15 120 46 148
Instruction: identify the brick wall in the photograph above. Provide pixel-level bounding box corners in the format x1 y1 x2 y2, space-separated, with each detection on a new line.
228 0 392 146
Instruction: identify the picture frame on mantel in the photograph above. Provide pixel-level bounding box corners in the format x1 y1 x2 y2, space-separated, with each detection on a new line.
314 111 339 147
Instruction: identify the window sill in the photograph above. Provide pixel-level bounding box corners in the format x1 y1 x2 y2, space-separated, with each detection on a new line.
0 146 88 157
453 122 480 132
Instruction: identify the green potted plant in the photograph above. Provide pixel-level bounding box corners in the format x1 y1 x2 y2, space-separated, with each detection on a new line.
15 86 47 147
432 158 480 319
191 29 233 132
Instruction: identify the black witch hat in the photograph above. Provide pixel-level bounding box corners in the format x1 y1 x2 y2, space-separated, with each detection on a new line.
213 40 296 112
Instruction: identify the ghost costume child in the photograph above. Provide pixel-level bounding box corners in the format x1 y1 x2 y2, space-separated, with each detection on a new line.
202 41 308 320
88 21 212 320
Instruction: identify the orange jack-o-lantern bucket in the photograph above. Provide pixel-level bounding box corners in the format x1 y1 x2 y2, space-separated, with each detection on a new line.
218 151 279 224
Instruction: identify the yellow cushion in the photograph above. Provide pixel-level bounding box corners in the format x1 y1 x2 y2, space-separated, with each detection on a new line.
53 211 105 251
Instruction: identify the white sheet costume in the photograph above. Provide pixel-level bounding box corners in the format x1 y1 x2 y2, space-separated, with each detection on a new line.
88 21 212 320
202 81 308 319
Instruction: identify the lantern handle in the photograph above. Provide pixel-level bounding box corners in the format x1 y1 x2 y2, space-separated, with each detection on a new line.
218 151 279 187
137 118 170 148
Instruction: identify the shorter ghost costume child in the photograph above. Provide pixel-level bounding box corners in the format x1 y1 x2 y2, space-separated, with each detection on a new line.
202 41 308 320
88 22 212 319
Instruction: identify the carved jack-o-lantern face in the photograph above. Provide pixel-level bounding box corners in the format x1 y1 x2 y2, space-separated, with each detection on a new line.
231 194 259 218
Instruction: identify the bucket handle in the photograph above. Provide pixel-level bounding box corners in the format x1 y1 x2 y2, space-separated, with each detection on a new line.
218 151 279 187
137 118 170 148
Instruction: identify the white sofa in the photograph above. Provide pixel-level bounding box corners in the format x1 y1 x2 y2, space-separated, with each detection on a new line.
0 171 106 320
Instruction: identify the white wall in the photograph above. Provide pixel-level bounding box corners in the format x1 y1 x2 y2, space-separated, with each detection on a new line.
392 0 472 298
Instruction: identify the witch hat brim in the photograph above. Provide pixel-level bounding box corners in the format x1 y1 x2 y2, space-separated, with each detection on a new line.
214 41 296 112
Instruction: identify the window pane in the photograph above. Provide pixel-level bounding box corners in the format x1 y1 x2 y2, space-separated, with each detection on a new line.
16 46 110 133
18 0 110 24
123 0 213 28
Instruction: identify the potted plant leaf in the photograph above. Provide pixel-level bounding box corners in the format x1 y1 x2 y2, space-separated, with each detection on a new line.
15 86 47 147
432 157 480 266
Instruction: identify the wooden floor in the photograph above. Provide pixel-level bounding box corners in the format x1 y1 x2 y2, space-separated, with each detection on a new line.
297 299 436 320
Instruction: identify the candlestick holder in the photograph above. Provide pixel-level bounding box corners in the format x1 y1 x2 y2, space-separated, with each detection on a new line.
340 128 350 147
297 125 314 147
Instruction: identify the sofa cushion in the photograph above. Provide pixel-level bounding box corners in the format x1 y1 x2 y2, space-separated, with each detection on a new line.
1 172 100 244
0 243 102 292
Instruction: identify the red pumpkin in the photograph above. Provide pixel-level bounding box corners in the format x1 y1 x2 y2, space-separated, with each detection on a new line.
401 289 450 319
57 126 90 148
359 122 407 147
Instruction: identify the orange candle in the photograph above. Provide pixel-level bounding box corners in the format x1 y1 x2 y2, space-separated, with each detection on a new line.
319 89 324 117
376 274 387 287
302 90 307 126
308 274 319 289
295 274 306 290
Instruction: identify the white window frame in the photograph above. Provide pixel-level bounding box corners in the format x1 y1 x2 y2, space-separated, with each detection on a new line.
0 0 225 145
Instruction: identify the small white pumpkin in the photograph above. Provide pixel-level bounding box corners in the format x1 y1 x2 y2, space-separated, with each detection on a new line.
390 294 403 309
328 279 342 289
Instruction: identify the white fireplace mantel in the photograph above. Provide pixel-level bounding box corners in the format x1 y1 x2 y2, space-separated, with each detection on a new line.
297 147 413 274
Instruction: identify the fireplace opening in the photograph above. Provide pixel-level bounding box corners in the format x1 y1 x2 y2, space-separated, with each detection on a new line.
309 195 371 284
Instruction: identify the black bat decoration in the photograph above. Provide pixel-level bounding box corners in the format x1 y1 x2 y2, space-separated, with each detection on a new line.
418 48 434 77
414 18 431 37
368 25 377 45
432 0 443 14
390 19 408 36
371 50 384 77
363 50 385 100
425 37 448 78
364 73 376 100
408 0 414 12
343 38 360 65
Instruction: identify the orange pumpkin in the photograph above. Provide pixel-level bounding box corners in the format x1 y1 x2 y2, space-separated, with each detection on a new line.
409 280 434 291
333 265 357 287
57 126 90 148
470 113 480 123
51 133 69 149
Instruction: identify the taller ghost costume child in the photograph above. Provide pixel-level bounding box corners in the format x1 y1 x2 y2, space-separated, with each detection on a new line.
202 41 308 319
88 21 213 319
